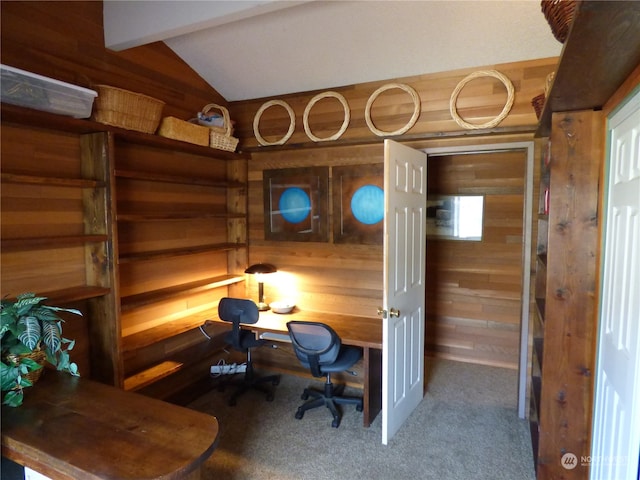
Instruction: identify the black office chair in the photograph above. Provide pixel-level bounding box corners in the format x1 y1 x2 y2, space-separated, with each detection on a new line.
287 321 363 428
218 297 280 406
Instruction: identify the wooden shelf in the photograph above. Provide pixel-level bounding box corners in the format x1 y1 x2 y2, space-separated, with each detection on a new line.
124 326 230 395
531 375 541 413
122 309 224 353
0 103 250 160
1 173 104 188
533 337 544 371
115 169 244 188
536 1 640 136
124 361 184 391
121 274 244 311
117 212 244 222
1 286 111 305
535 298 546 325
537 253 547 268
118 243 245 263
1 235 109 251
2 99 248 396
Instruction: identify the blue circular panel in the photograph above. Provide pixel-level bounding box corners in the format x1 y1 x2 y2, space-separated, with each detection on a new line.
279 187 311 223
351 185 384 225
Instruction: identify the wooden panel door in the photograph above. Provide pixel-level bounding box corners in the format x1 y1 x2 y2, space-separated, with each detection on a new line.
381 139 427 445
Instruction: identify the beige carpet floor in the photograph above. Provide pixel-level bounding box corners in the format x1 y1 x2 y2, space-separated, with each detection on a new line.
188 358 536 480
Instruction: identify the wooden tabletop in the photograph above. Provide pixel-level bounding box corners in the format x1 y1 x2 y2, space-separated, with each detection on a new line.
250 309 382 349
1 372 219 480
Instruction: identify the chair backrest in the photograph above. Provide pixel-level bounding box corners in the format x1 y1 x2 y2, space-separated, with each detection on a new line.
287 321 341 377
218 297 259 349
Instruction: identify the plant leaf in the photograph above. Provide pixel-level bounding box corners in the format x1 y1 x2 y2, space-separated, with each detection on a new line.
3 389 24 407
47 305 82 317
0 362 20 390
41 321 62 353
17 316 41 350
68 362 80 376
14 293 48 316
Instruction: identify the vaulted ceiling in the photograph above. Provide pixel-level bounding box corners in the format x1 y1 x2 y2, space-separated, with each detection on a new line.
104 1 562 102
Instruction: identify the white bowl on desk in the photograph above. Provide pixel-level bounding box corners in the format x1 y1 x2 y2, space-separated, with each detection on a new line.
269 301 295 314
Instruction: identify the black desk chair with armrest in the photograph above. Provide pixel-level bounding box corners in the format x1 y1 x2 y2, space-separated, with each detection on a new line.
287 321 363 428
218 297 280 406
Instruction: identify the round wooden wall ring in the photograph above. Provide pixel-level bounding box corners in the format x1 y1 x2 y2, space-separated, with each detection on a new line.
253 99 296 146
365 83 421 137
449 70 515 130
303 91 350 142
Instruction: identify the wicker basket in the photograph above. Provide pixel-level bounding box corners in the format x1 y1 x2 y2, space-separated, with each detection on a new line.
6 349 47 385
199 103 239 152
198 103 235 136
541 0 577 43
531 93 546 120
93 85 164 134
158 117 210 146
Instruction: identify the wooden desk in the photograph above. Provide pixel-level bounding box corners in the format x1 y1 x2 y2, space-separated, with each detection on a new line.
1 372 219 480
215 309 382 428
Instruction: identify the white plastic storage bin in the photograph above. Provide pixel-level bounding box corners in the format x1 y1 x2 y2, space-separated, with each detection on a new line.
1 64 97 118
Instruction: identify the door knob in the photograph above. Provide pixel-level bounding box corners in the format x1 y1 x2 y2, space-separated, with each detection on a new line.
377 307 400 318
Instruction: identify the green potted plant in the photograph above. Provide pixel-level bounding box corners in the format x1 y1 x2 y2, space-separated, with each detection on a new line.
1 292 81 407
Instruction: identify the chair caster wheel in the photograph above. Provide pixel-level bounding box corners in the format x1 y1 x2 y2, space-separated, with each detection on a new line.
331 419 340 428
356 404 363 412
295 410 304 420
301 392 309 400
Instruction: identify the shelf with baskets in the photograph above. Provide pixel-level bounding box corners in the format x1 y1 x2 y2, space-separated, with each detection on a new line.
1 102 249 395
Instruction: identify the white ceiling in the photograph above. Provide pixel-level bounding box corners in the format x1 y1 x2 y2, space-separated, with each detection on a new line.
104 0 562 102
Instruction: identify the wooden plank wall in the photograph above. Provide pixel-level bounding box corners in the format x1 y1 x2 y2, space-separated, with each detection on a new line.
233 58 556 369
0 1 226 120
425 150 526 368
235 59 556 368
230 58 557 151
245 143 385 317
244 134 539 369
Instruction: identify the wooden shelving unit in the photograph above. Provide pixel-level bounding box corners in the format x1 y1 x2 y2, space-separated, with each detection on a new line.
529 137 550 467
535 1 640 137
529 1 640 477
1 103 249 394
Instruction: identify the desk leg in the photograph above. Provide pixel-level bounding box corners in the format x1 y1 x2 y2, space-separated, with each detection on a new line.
362 346 382 427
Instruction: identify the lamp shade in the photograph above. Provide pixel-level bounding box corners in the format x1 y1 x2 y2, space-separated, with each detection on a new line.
244 263 277 275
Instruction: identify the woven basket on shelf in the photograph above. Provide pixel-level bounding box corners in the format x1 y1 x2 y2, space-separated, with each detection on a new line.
199 103 239 152
541 0 577 43
531 93 546 120
93 85 164 134
6 349 47 385
158 116 210 146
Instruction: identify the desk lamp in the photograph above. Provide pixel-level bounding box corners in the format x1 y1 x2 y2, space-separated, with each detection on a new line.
245 263 277 311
